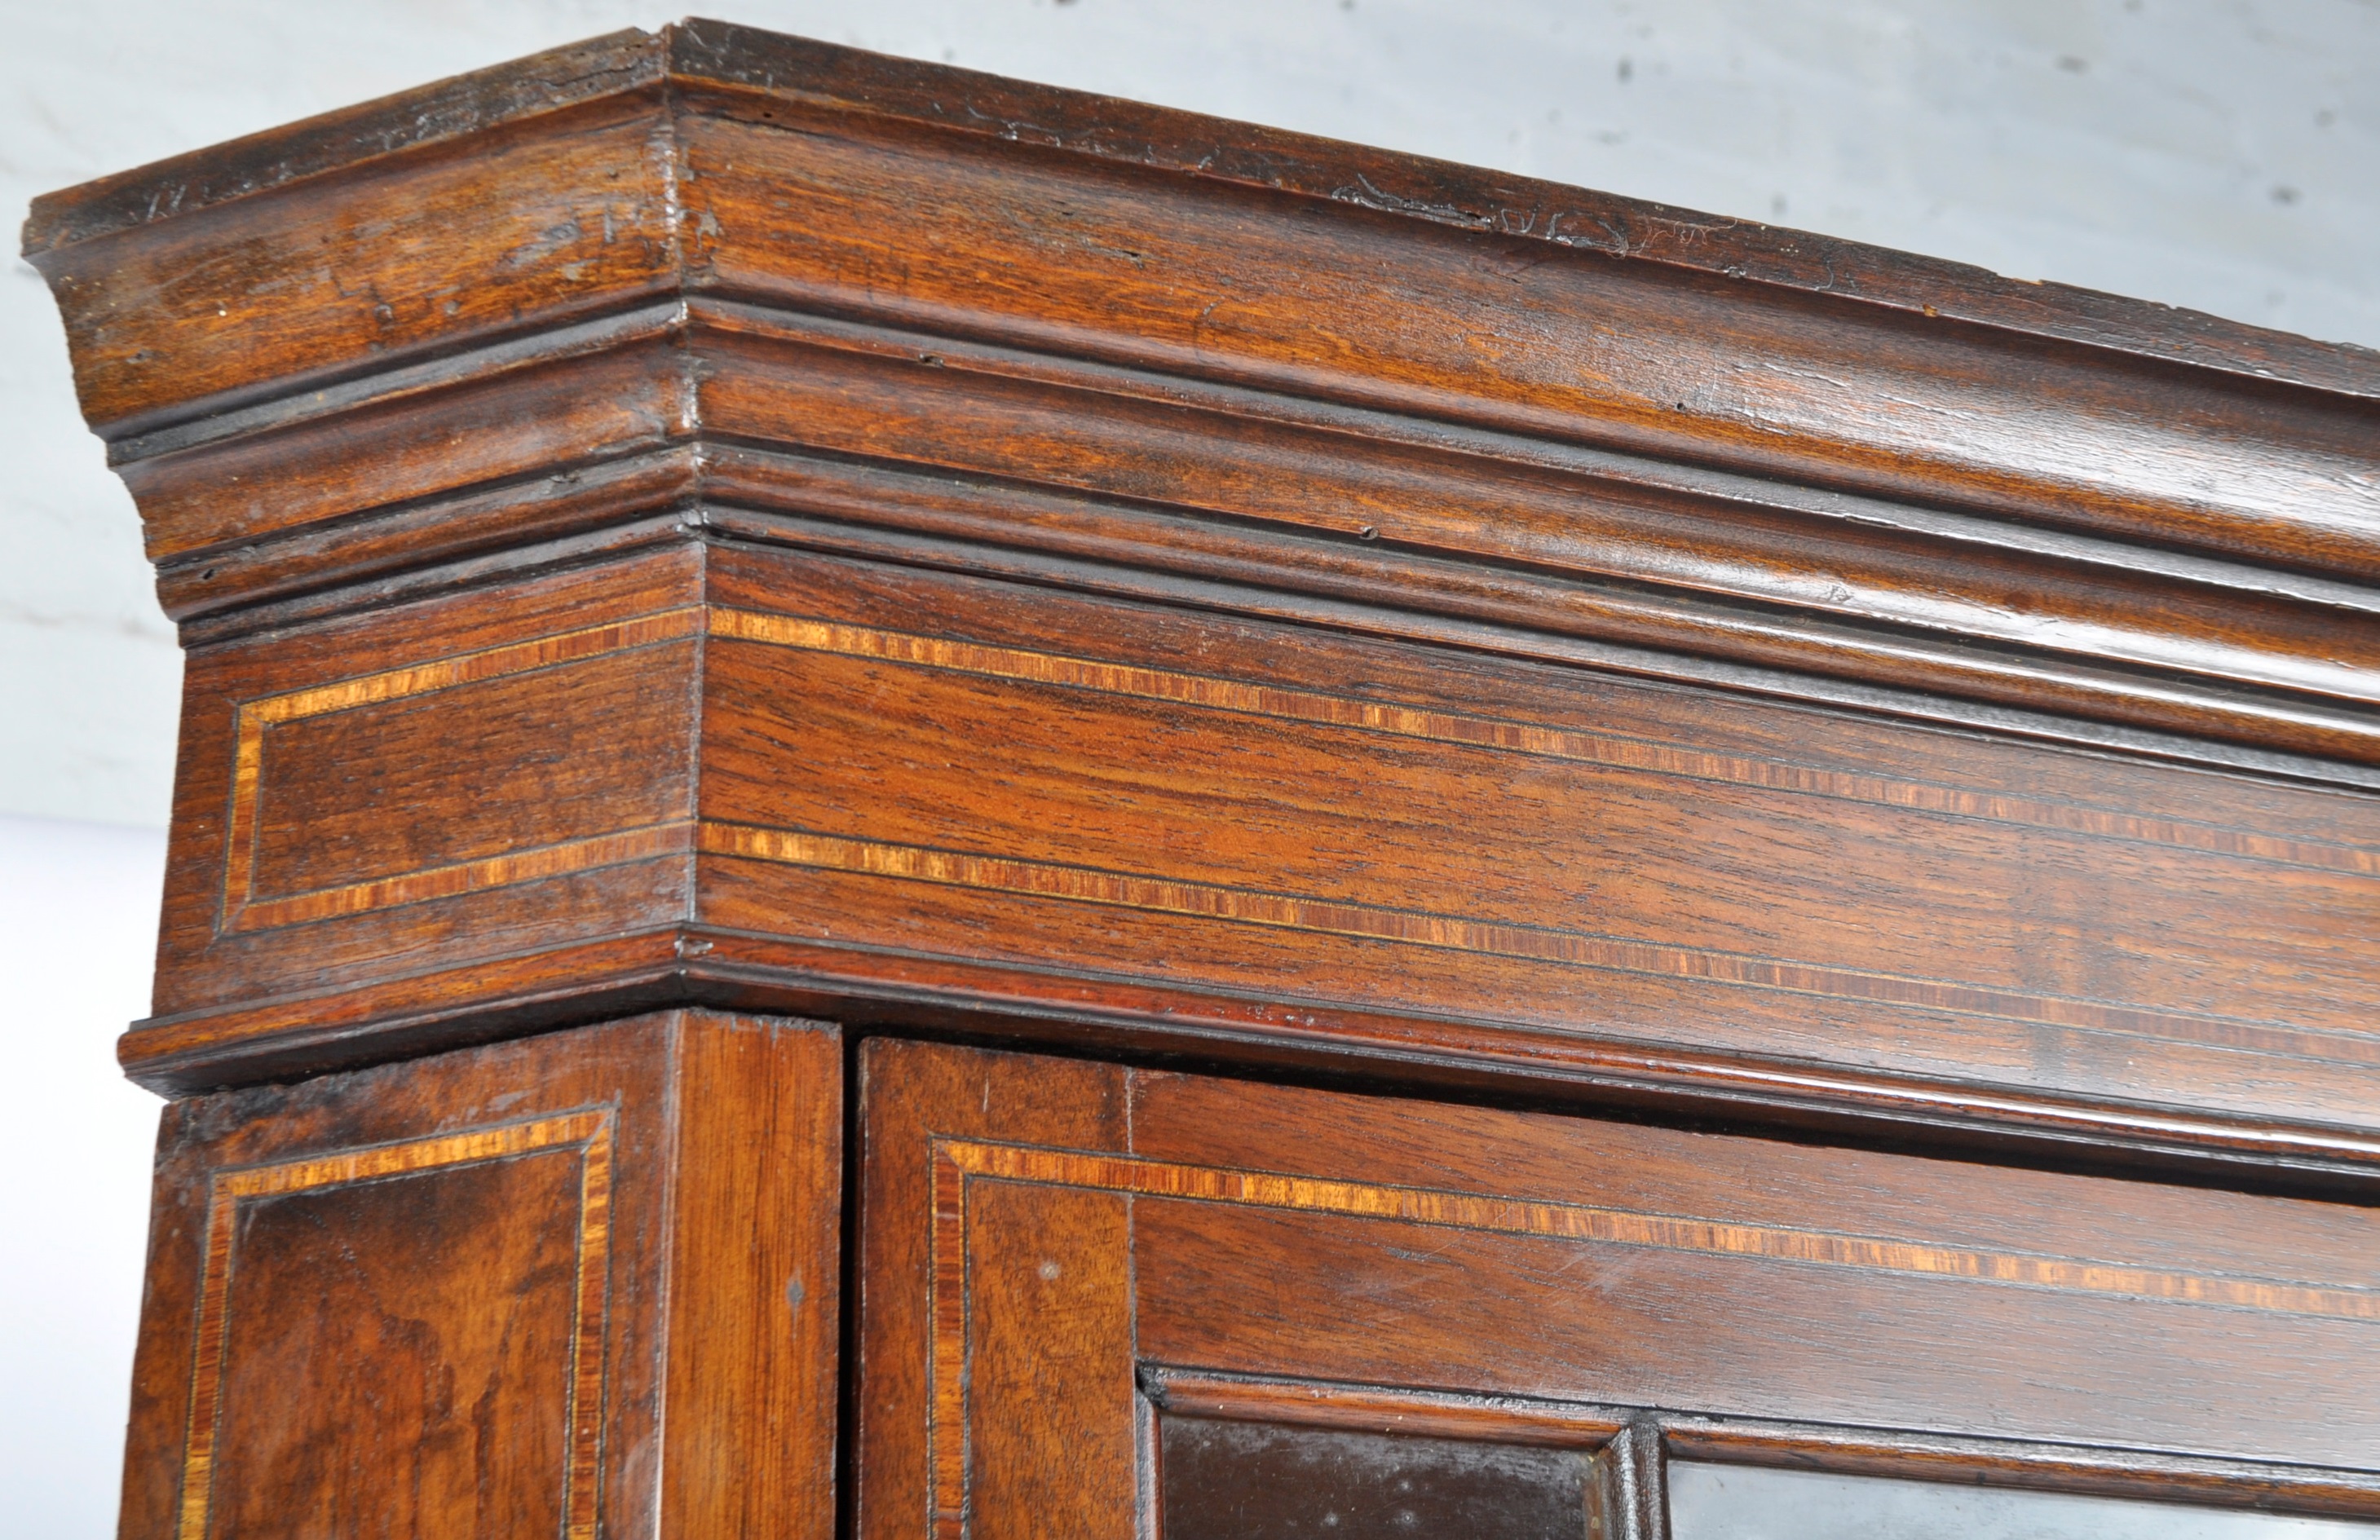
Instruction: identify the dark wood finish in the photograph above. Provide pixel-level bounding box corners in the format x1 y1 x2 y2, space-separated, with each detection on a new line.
859 1038 2380 1537
123 1008 839 1540
24 21 2380 1538
104 526 2380 1188
23 25 2380 1181
201 1129 590 1538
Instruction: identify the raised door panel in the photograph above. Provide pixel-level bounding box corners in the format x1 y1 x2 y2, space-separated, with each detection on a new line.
855 1038 2380 1540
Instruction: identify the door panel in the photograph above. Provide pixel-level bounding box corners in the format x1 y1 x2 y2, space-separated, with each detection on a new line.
857 1039 2380 1539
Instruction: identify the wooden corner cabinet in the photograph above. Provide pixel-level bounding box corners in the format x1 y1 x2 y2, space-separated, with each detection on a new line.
24 18 2380 1538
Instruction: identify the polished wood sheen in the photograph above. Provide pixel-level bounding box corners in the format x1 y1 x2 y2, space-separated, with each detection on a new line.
856 1038 2380 1538
21 17 2380 1539
122 1010 840 1540
185 1111 609 1539
21 24 2380 1188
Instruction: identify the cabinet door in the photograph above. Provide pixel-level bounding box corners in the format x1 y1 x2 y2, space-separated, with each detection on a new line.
854 1039 2380 1540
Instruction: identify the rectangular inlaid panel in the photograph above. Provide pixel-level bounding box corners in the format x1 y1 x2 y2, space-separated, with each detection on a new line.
135 534 2380 1149
706 546 2380 1134
185 1114 611 1540
857 1038 2380 1540
152 547 704 1022
39 21 2380 1150
225 611 698 931
122 1010 841 1540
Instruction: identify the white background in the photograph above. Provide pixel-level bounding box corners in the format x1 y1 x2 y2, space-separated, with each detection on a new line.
2 2 2374 1533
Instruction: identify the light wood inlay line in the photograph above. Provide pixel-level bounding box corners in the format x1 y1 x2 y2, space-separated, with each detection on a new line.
218 608 700 931
939 1137 2380 1319
699 822 2362 1058
212 602 2380 938
928 1140 971 1540
231 823 695 933
709 606 2380 877
176 1111 615 1540
925 1136 2380 1540
246 611 702 729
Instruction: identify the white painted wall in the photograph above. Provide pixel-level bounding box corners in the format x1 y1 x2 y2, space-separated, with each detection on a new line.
0 2 2373 1530
0 817 166 1538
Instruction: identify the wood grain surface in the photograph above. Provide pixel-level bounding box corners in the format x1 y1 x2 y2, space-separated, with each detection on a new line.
121 1010 839 1540
113 530 2380 1185
856 1042 2380 1533
24 25 2380 1145
42 25 2380 1540
23 20 2378 770
858 1038 2380 1538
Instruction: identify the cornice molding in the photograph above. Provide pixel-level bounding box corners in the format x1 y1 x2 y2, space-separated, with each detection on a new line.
26 23 2380 1168
28 19 2380 400
24 21 2380 784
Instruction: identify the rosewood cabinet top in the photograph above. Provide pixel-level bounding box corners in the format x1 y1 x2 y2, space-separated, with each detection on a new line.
22 20 2380 1193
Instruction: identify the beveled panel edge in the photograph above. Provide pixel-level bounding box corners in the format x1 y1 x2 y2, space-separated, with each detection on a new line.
1141 1366 1623 1449
1138 1369 2380 1518
176 1109 616 1540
